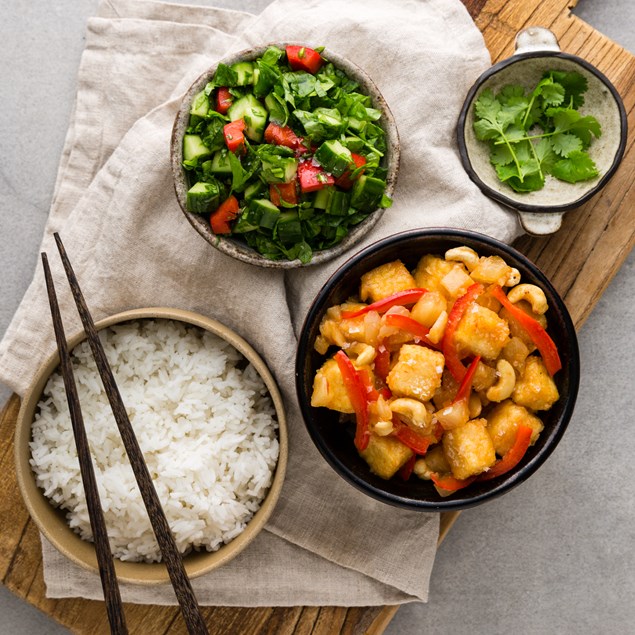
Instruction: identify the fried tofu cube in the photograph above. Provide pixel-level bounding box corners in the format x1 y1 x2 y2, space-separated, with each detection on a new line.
413 255 456 295
470 255 513 286
486 399 544 455
311 358 354 414
359 260 417 303
387 344 445 401
360 434 414 479
512 356 559 411
442 418 496 479
454 303 510 360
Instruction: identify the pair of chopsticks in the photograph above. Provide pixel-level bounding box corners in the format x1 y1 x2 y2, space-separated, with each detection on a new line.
42 233 209 635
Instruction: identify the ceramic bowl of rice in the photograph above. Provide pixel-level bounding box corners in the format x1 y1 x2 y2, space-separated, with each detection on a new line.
15 307 287 584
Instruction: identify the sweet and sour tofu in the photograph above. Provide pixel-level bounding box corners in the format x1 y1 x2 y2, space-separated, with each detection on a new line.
387 344 445 402
360 260 417 302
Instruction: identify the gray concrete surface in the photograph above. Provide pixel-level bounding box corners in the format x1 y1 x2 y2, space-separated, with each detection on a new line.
0 1 633 633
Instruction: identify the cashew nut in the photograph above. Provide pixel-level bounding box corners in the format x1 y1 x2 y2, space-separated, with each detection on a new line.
445 246 480 271
486 359 516 402
373 419 394 436
507 283 548 314
390 398 432 430
348 342 376 366
505 267 521 287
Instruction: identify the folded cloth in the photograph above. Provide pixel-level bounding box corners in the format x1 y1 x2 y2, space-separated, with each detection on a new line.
0 0 520 606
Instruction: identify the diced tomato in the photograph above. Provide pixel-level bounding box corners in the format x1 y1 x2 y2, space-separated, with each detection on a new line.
223 119 245 153
297 161 335 193
215 87 233 115
264 123 306 152
210 195 240 234
335 153 367 190
269 180 298 206
285 45 323 74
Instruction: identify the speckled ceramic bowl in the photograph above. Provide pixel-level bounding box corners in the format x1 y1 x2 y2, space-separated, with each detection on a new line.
458 27 627 235
171 44 400 268
295 229 580 511
15 307 288 584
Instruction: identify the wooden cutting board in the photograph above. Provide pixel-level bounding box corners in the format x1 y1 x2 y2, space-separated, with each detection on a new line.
1 0 633 632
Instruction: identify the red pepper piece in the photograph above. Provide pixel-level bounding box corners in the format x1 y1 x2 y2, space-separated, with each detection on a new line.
479 424 533 481
334 351 370 452
210 195 240 234
383 314 440 350
269 180 298 206
223 119 246 153
373 342 391 381
442 283 484 382
335 153 367 190
430 473 477 492
297 161 335 193
286 45 323 74
453 355 481 403
215 87 233 114
399 454 417 481
392 417 434 455
264 122 307 152
340 289 428 319
490 285 562 376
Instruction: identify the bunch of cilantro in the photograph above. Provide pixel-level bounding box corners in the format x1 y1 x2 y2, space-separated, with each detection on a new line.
473 70 602 193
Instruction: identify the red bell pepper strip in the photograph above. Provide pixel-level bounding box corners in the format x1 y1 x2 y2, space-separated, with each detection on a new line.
340 289 428 319
373 342 391 381
383 314 440 350
490 285 562 376
209 195 239 234
453 355 481 403
430 472 477 492
392 417 434 455
335 153 367 190
269 181 298 206
479 424 533 481
264 123 307 152
223 119 246 153
398 454 417 481
334 351 370 452
215 87 233 114
297 161 335 193
285 45 323 74
442 283 484 382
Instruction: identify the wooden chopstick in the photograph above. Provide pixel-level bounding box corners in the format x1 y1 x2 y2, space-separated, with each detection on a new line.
42 253 128 635
51 233 209 635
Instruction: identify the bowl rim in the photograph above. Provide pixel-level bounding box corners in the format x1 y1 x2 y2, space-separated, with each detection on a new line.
15 307 288 584
170 42 400 269
295 228 580 511
456 50 628 214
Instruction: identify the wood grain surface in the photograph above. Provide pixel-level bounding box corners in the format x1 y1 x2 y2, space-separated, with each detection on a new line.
1 0 634 633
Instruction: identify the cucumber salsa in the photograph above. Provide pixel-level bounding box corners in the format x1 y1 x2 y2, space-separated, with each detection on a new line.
182 45 392 264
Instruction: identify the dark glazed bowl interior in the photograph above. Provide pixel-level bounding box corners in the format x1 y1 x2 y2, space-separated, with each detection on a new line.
295 229 580 511
457 52 627 214
171 44 400 269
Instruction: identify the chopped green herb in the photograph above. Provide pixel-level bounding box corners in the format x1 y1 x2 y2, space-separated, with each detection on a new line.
472 70 601 193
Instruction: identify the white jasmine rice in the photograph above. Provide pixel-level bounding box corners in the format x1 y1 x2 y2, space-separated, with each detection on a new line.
30 319 279 563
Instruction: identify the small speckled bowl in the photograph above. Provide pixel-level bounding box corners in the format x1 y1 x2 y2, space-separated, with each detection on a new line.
171 44 400 268
15 307 288 584
458 27 627 235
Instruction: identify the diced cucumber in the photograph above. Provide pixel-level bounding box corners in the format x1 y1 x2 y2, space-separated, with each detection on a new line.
347 117 367 134
260 155 298 183
183 135 212 163
228 94 268 142
190 90 210 118
343 135 365 152
253 61 278 98
314 140 353 177
276 212 303 245
230 61 255 86
264 92 288 125
259 207 281 230
186 181 221 214
350 175 386 212
246 198 280 231
327 190 351 216
313 186 334 210
209 150 233 176
244 180 267 200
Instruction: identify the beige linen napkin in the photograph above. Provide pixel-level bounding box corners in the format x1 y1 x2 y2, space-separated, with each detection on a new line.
0 0 520 605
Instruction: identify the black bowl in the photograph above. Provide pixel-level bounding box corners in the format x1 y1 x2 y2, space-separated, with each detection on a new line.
295 229 580 511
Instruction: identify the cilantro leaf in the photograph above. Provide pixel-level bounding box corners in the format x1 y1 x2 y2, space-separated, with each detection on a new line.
549 150 599 183
545 70 588 108
551 132 583 157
